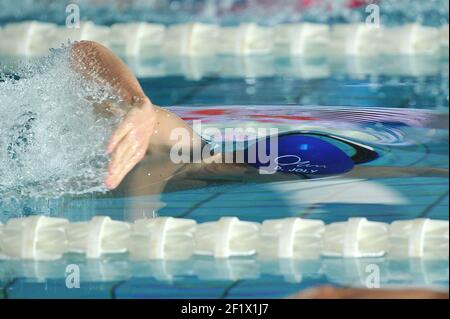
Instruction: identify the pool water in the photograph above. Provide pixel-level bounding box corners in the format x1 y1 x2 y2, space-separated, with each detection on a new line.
0 55 448 299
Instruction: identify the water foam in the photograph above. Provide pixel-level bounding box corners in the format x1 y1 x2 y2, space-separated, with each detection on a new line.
0 45 120 199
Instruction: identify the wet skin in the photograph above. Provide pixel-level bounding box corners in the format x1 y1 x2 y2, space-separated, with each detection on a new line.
71 41 449 197
72 41 449 299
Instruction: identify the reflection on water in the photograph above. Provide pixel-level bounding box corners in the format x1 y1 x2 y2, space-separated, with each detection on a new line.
0 255 447 298
2 55 448 109
129 55 449 111
0 105 447 223
0 104 447 297
0 52 448 298
125 55 449 80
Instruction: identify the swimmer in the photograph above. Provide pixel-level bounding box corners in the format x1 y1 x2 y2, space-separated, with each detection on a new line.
70 40 448 197
54 41 450 301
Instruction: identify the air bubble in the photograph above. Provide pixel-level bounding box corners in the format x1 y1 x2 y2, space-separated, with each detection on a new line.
0 45 121 200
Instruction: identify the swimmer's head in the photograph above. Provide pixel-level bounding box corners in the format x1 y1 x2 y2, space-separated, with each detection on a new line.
246 132 378 176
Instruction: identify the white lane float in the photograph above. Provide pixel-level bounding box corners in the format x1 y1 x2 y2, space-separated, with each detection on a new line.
382 23 442 55
0 216 68 260
0 21 58 56
258 217 324 259
389 218 449 259
218 23 274 56
274 23 330 56
440 24 449 55
330 23 383 56
0 21 448 58
163 23 220 57
129 217 196 260
65 216 130 258
322 217 389 258
0 215 447 261
0 21 112 57
194 217 260 258
109 22 166 58
0 222 8 260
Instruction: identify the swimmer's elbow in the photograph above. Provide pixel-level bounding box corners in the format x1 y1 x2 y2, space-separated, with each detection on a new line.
69 39 146 103
69 40 116 78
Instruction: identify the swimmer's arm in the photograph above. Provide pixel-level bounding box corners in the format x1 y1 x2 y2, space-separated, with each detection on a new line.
70 40 148 107
70 40 157 189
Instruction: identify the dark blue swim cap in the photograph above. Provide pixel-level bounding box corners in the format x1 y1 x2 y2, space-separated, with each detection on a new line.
246 133 359 176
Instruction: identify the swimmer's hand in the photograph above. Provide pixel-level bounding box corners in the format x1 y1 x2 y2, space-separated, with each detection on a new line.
69 41 158 189
105 98 156 189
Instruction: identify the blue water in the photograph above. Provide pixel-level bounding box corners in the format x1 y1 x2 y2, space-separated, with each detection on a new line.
0 52 448 298
134 56 449 109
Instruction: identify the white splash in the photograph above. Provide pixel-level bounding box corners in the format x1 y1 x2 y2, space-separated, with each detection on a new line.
0 46 120 199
